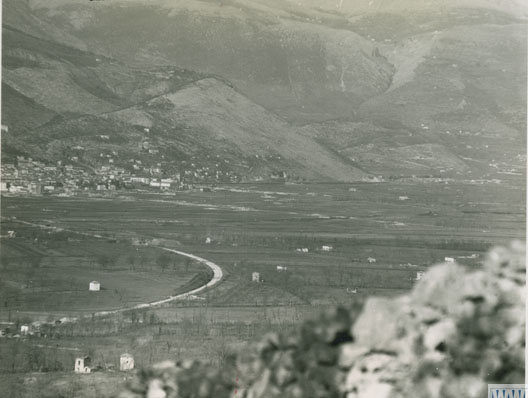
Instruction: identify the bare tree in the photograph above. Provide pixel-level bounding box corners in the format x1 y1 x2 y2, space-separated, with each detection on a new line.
98 254 111 269
156 254 171 272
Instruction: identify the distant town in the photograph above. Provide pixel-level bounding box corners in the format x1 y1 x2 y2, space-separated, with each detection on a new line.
0 154 250 196
2 150 518 197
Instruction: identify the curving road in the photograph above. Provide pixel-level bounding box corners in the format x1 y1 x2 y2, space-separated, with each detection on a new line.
93 247 224 318
5 217 224 321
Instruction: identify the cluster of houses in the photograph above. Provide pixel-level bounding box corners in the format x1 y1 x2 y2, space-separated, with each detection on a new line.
0 322 27 338
75 353 134 374
0 127 303 193
0 157 92 195
0 321 45 338
0 152 241 196
0 157 187 195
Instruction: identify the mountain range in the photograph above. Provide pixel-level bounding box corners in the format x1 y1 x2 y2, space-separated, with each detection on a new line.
1 0 526 181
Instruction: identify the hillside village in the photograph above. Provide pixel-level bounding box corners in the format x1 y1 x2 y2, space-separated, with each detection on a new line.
1 156 181 195
0 152 248 196
0 120 312 195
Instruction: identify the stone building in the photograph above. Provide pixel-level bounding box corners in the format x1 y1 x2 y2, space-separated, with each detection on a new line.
74 356 91 374
120 353 134 371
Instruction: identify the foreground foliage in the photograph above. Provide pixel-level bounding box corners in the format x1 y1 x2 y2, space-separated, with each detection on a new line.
119 241 525 398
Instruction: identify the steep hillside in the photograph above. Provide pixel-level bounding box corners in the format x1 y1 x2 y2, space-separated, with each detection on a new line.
2 0 526 181
2 24 207 118
21 78 366 181
2 0 368 181
359 24 526 132
23 0 396 122
21 0 526 121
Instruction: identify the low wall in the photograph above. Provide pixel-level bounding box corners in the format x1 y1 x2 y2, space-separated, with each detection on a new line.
118 241 525 398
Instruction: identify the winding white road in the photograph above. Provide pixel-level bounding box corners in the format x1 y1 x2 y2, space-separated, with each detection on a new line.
4 217 224 321
93 247 224 318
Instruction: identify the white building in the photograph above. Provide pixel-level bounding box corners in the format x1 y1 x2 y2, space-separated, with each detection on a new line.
367 257 376 263
74 356 91 373
415 271 425 281
130 177 149 184
444 257 455 263
276 265 288 272
89 281 100 291
120 353 134 371
20 325 29 335
252 272 261 283
321 245 333 252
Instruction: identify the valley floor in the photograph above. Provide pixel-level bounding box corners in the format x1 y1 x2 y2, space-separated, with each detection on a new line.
0 181 525 397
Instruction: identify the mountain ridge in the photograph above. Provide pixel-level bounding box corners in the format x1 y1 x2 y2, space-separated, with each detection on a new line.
2 0 526 181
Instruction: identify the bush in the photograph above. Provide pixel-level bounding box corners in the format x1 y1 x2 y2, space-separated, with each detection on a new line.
118 241 525 398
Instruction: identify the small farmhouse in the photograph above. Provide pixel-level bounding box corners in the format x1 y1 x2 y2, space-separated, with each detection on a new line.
367 257 376 263
74 356 91 374
321 245 333 252
252 272 261 283
20 325 29 335
89 281 100 291
276 266 288 272
120 353 134 371
444 257 455 263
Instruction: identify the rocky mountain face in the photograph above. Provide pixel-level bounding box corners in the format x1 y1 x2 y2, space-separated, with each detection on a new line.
2 0 526 181
118 241 525 398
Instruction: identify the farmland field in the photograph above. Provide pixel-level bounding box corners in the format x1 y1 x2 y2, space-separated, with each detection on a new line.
0 227 211 316
1 180 524 316
0 180 525 397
